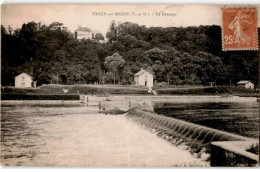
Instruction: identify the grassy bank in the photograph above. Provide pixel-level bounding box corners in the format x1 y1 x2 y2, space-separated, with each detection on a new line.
1 93 79 100
157 86 258 97
1 84 258 100
2 84 149 95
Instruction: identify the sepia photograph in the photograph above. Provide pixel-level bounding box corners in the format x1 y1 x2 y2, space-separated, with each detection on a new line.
0 2 259 167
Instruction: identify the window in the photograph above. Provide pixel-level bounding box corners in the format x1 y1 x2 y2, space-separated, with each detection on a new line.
22 77 25 82
145 74 147 78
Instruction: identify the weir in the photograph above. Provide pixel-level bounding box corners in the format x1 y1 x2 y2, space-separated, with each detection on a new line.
126 108 259 166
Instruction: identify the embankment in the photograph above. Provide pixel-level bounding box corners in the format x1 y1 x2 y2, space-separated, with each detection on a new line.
1 85 258 99
1 93 80 100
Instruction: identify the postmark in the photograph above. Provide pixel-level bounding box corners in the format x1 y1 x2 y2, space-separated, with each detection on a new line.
222 7 258 51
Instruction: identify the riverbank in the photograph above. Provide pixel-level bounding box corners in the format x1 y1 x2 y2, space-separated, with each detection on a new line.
1 95 257 114
1 95 257 110
1 84 258 100
1 105 208 167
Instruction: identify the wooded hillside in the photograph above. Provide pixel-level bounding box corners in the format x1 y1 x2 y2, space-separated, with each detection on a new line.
1 21 259 87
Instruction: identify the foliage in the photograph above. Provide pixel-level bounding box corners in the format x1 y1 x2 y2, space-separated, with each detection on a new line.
104 53 125 84
2 85 257 97
94 33 104 42
1 21 259 87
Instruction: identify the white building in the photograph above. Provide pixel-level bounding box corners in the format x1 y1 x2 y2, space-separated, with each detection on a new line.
134 68 153 87
237 80 254 90
74 26 93 40
14 73 33 88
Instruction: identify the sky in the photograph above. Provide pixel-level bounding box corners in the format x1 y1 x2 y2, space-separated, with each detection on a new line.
1 4 260 36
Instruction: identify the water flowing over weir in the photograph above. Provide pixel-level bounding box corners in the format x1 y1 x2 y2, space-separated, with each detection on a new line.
126 108 258 165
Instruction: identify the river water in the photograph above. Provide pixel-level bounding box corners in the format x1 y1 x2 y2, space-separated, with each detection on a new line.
1 96 258 166
1 103 206 167
154 100 259 138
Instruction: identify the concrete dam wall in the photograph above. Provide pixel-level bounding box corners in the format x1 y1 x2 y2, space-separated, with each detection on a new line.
126 108 258 166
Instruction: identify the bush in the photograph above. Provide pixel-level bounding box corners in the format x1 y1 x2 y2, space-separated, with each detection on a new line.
1 93 80 100
1 84 150 97
181 79 194 85
1 87 37 94
154 82 168 88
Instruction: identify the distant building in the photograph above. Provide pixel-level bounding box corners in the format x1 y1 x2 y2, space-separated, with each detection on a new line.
207 82 214 87
74 26 93 40
237 80 254 90
134 68 153 87
14 73 33 88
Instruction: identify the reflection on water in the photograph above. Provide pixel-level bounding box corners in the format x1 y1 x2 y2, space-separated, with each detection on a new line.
154 102 259 138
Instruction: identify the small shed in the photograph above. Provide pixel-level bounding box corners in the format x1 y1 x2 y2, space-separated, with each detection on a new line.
207 82 215 87
14 72 33 88
236 80 254 90
134 68 153 87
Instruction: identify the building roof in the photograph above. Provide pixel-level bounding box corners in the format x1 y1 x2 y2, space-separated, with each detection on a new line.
75 26 92 32
14 72 33 79
134 68 153 76
237 80 252 85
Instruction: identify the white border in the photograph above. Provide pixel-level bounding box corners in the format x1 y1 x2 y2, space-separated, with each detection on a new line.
0 0 259 172
1 0 260 4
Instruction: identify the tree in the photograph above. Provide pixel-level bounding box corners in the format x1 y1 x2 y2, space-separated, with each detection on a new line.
1 21 258 87
94 33 104 42
49 22 63 30
106 20 118 43
1 25 7 34
104 53 125 84
195 51 226 85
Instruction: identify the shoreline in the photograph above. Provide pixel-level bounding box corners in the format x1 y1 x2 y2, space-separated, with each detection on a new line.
1 95 257 105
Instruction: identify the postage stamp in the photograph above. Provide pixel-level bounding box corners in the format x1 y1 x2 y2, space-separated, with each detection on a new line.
222 7 258 51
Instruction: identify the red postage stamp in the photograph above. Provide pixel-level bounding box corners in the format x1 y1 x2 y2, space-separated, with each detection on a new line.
222 7 258 51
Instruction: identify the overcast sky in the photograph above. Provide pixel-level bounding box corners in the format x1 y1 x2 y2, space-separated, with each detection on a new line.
2 4 260 36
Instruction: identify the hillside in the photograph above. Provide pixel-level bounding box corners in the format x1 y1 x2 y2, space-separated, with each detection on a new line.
1 22 259 88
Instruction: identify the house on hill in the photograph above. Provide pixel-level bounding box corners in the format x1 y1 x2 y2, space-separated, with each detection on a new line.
237 80 254 90
74 26 93 40
134 68 153 87
14 73 33 88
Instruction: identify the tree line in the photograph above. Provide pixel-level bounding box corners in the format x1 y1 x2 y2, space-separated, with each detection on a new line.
1 21 259 87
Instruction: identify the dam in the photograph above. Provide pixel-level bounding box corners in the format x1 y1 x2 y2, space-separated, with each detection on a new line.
126 107 258 166
97 95 259 166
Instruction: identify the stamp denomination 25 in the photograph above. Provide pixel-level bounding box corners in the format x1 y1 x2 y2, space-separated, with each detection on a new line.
222 7 258 51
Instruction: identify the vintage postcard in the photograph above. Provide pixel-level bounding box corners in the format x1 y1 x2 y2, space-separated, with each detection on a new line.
0 4 259 167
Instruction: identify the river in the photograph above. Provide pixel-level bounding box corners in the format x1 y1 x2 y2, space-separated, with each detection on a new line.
154 101 259 138
1 103 206 167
